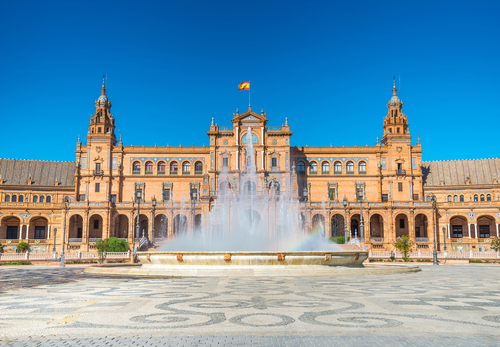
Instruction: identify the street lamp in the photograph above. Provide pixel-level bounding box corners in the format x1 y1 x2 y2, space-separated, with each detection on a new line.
426 193 438 265
343 197 348 242
135 184 142 242
52 228 57 260
60 197 69 267
359 200 364 241
442 226 447 251
303 189 308 232
151 196 157 244
191 191 197 233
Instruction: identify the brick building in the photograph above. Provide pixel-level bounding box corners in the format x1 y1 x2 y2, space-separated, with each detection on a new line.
0 79 498 253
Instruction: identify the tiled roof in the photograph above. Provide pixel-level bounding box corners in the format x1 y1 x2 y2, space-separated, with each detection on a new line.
421 158 500 186
0 159 75 187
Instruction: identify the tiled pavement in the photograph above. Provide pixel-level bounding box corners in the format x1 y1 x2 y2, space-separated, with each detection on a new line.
0 265 499 346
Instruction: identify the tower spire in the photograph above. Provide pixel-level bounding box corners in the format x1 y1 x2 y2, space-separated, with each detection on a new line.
392 75 397 96
101 74 106 95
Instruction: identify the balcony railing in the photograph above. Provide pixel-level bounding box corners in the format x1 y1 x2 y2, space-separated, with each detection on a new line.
415 237 429 243
309 171 317 175
359 171 367 175
69 238 83 243
170 171 178 175
93 170 104 176
158 171 165 175
346 171 354 175
145 171 153 175
371 237 384 243
182 171 190 175
219 127 233 131
132 170 140 175
194 171 203 175
396 169 406 176
266 127 282 131
334 170 342 175
322 171 330 175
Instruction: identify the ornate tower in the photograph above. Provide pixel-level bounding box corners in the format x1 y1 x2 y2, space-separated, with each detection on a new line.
88 77 116 144
382 80 409 144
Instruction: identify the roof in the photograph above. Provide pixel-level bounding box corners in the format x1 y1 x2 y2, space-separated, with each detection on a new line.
421 158 500 186
0 159 75 187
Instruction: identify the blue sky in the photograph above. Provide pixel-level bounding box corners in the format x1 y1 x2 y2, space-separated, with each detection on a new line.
1 0 498 162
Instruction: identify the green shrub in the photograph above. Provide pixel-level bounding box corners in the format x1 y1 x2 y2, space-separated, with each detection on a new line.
329 236 345 244
16 241 30 253
394 235 413 262
0 242 4 253
0 261 32 266
491 237 500 253
94 237 130 264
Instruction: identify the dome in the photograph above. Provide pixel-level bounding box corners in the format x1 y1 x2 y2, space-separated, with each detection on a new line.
388 95 401 104
98 94 108 102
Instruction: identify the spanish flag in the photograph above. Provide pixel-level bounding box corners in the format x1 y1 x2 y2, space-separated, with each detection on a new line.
238 82 250 90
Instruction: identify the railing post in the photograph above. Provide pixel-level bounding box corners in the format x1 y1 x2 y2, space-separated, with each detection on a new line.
78 250 81 259
469 250 473 259
25 250 29 260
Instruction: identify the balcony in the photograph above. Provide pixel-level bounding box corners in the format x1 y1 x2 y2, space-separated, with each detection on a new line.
322 171 330 175
371 237 384 243
346 171 354 175
182 171 191 175
194 171 203 175
334 170 342 175
359 171 367 175
132 170 140 175
69 238 83 243
396 169 406 176
309 171 317 175
219 127 233 131
266 126 282 131
158 171 166 175
145 171 153 175
415 237 429 243
170 171 178 175
93 170 104 176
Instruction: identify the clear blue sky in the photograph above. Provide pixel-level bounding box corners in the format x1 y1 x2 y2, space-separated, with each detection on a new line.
1 0 498 162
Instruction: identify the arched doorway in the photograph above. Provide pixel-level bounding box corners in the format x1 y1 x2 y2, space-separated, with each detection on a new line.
331 214 345 237
154 214 168 238
139 214 149 239
174 214 187 235
89 214 103 240
243 180 257 195
477 216 495 239
28 217 48 239
69 215 83 239
269 180 280 195
0 216 21 239
219 181 231 196
450 216 468 238
312 214 326 235
194 214 202 234
243 209 261 230
114 214 128 239
369 214 384 239
395 214 409 238
350 214 360 238
414 214 428 238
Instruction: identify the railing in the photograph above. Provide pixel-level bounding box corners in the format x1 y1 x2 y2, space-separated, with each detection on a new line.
170 171 178 175
359 171 367 175
322 171 330 175
194 171 203 175
69 238 83 243
266 127 282 131
346 171 354 175
0 251 131 262
139 237 148 248
219 127 233 131
368 250 500 260
309 171 317 175
158 171 166 175
371 237 384 243
93 170 104 176
145 171 153 175
182 171 190 175
396 169 406 176
132 170 140 175
334 171 342 175
415 237 429 243
89 238 101 243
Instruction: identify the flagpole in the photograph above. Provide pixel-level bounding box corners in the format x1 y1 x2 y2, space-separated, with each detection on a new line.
249 80 251 108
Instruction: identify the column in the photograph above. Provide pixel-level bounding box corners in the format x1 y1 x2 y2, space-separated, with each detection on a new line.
25 225 29 240
447 223 450 238
261 127 264 145
128 211 135 243
47 225 51 240
261 150 264 170
236 127 239 145
497 224 499 237
236 150 239 170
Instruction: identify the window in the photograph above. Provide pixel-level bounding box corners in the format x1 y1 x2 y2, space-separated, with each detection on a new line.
487 194 491 201
246 155 253 167
222 157 229 167
112 158 117 169
460 195 464 202
453 195 458 202
157 162 166 174
346 161 354 174
170 162 178 174
310 162 317 174
182 162 191 174
110 194 117 203
398 183 403 192
328 188 335 200
7 226 17 239
12 195 17 202
145 161 153 174
94 219 99 229
190 188 198 201
40 196 44 203
479 225 490 238
272 158 278 167
163 188 171 201
132 161 141 174
358 161 367 174
397 127 400 133
452 225 463 238
46 196 51 203
399 218 405 228
195 161 203 173
480 194 485 202
334 161 342 174
96 162 101 172
356 187 363 201
5 195 10 202
82 158 86 169
322 162 329 174
19 195 24 202
98 127 102 133
35 226 45 239
241 133 258 144
78 194 85 202
382 194 388 202
413 194 419 201
474 194 478 202
297 161 305 173
33 195 38 203
95 183 100 192
447 195 452 202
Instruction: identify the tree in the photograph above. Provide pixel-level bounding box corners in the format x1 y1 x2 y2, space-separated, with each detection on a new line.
17 241 30 253
94 237 130 264
0 242 4 253
94 239 107 264
491 237 500 253
394 235 413 262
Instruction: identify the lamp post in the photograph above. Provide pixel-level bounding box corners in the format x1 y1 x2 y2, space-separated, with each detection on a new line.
426 193 438 265
191 191 197 233
60 197 69 267
442 226 447 251
343 197 348 242
360 200 364 241
52 228 57 260
303 189 308 232
151 196 157 244
135 184 142 242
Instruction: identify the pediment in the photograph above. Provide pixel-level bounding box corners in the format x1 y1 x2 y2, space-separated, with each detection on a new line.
233 109 267 124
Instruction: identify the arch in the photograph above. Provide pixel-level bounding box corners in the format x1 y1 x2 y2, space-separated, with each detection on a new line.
243 209 261 230
33 195 38 203
89 214 103 239
331 214 345 237
309 161 318 174
241 132 258 144
219 181 232 196
334 161 342 174
28 216 48 239
145 161 154 174
269 180 280 195
369 214 384 238
480 194 485 202
182 161 191 174
174 214 188 235
350 213 360 237
358 161 367 174
477 215 495 238
474 194 478 202
453 195 458 202
414 214 428 238
395 213 409 238
450 215 468 238
346 161 354 174
18 195 24 202
114 214 129 239
132 161 141 172
46 196 51 203
4 194 10 202
154 214 168 238
312 214 326 234
194 161 203 173
321 161 329 174
460 195 464 202
243 180 257 195
69 214 84 239
487 194 491 202
297 161 306 173
170 161 179 174
157 161 166 173
12 195 17 202
194 214 202 234
0 216 21 239
39 196 45 203
447 195 452 202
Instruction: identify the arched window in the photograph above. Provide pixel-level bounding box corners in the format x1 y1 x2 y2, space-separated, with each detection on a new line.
46 196 51 203
170 161 178 174
460 195 464 202
269 180 280 194
480 194 485 202
297 161 305 173
145 161 153 174
12 195 17 202
447 195 452 202
487 194 491 201
474 194 478 202
241 133 258 144
322 161 329 174
182 162 191 174
310 162 317 174
5 195 10 202
132 161 141 173
157 161 166 173
453 195 458 202
33 195 38 203
334 161 342 174
346 161 354 174
246 156 253 167
195 161 203 173
40 196 45 203
19 195 24 202
358 161 367 174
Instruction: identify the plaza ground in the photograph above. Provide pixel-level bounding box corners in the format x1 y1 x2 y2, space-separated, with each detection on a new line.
0 265 499 346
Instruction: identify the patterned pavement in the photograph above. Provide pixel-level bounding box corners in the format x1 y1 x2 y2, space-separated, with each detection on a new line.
0 265 499 346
